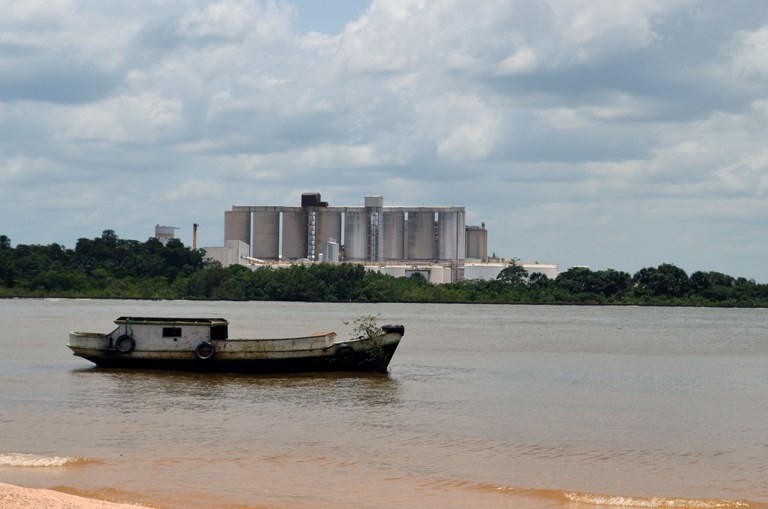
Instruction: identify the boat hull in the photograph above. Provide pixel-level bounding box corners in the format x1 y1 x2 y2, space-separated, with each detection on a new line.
68 342 400 373
68 321 404 374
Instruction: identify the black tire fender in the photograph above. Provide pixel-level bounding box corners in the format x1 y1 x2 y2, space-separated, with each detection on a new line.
115 335 135 354
335 345 354 360
195 341 216 360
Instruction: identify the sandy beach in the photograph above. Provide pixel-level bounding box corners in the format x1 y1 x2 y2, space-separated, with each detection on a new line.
0 483 148 509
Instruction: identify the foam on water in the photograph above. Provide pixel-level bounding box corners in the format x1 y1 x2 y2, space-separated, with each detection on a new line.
564 491 751 508
0 453 89 467
433 482 755 509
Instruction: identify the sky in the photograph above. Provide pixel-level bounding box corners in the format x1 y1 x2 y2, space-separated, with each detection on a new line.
2 0 768 281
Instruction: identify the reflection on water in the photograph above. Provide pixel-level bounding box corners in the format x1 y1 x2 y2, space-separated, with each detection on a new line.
70 368 403 409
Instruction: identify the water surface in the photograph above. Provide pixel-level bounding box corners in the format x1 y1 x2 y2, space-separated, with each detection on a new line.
1 299 766 508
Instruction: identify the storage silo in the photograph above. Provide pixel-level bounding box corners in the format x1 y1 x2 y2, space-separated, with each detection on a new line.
154 225 178 245
251 210 280 260
381 210 405 261
406 211 436 261
323 239 340 263
282 209 306 260
317 209 342 256
438 209 466 261
344 209 368 261
224 210 251 247
465 225 488 260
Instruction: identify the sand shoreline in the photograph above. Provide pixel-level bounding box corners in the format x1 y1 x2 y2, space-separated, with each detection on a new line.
0 482 149 509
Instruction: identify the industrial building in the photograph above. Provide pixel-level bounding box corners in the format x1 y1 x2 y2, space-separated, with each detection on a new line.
154 225 178 245
223 193 472 277
464 261 560 281
209 192 558 282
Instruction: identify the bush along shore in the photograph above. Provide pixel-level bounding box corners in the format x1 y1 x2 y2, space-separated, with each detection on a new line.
2 231 767 307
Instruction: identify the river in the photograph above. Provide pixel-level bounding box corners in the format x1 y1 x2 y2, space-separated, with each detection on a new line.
1 299 766 508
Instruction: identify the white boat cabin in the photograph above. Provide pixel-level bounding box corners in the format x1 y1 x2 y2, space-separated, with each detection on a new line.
115 317 229 339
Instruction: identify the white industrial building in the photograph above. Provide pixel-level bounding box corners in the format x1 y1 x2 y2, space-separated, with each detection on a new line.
204 192 559 282
154 225 178 245
204 240 249 267
464 262 560 281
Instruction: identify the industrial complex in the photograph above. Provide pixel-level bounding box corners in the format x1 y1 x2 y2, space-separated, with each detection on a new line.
169 193 559 283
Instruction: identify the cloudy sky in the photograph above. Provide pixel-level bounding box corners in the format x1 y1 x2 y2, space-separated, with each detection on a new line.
2 0 768 281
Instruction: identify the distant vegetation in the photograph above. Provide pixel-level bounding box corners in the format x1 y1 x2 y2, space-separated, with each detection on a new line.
2 231 768 307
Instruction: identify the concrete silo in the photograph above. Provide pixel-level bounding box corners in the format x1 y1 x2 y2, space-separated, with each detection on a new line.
438 209 466 261
251 210 280 260
281 209 306 260
465 224 488 261
406 210 436 261
317 209 342 258
224 210 251 247
381 210 405 261
224 194 483 270
344 209 368 261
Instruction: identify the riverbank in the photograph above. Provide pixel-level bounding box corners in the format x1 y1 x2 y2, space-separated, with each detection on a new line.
0 483 149 509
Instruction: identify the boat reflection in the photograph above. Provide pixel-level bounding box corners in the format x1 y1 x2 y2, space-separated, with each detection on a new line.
69 367 403 410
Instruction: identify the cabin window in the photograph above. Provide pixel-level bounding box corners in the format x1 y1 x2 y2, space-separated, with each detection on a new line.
211 325 228 340
163 327 182 337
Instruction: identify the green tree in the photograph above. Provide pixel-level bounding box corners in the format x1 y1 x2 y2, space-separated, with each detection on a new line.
497 262 529 287
555 267 599 294
633 263 690 298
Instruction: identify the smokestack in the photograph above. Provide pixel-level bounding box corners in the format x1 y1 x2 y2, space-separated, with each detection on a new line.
193 223 198 250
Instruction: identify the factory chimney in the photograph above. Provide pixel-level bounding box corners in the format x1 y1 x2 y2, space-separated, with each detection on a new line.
193 223 198 250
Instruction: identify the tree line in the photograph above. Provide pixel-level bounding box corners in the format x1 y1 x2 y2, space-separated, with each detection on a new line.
1 231 767 306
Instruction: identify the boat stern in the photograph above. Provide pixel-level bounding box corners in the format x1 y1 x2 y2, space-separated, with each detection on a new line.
67 330 116 362
68 331 111 349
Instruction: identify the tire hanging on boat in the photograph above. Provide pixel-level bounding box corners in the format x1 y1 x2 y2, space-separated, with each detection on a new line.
195 341 216 360
115 335 136 354
335 345 354 362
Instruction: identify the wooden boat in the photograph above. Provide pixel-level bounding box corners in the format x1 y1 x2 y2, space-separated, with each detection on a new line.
68 316 404 373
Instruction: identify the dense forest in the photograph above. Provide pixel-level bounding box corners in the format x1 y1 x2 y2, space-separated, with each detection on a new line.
2 230 768 307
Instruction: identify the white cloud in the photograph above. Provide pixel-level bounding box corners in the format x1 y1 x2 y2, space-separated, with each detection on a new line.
177 0 295 42
496 47 537 75
0 0 75 28
219 143 406 178
0 156 45 183
436 115 501 162
160 178 227 202
551 0 663 53
729 25 768 79
715 147 768 194
412 92 503 162
62 94 183 143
